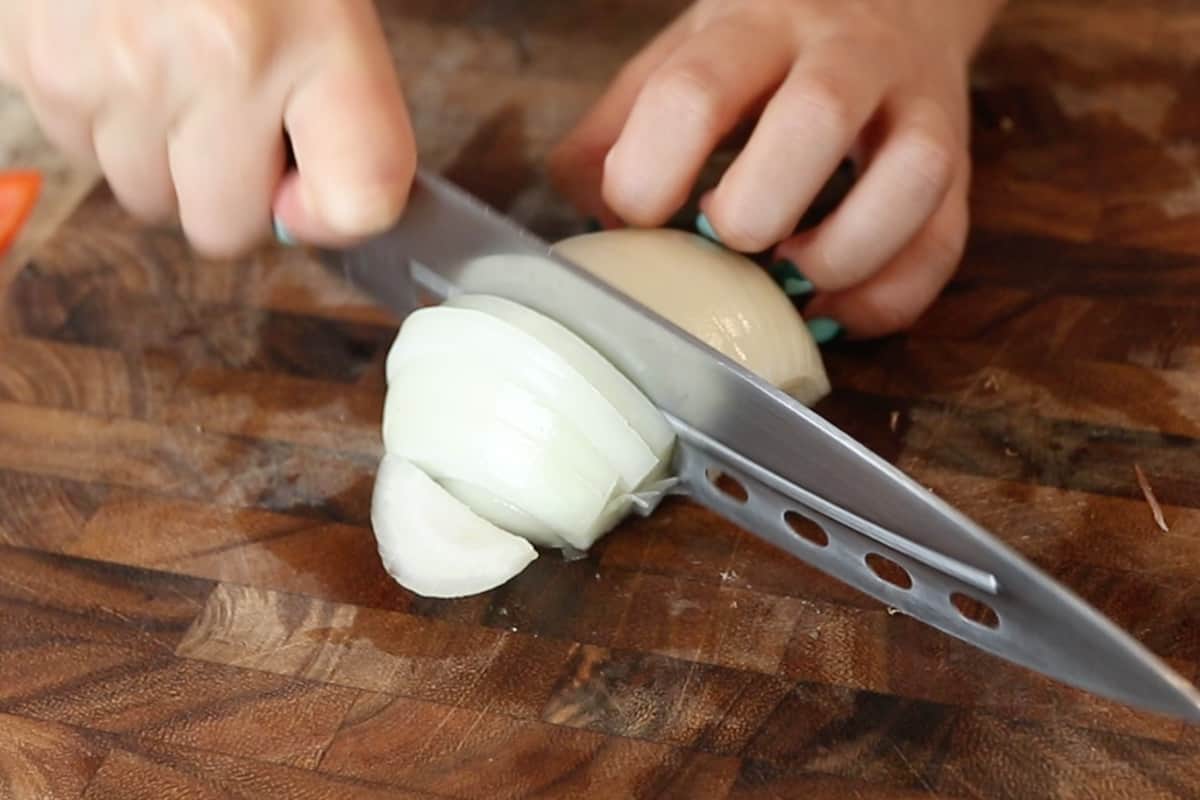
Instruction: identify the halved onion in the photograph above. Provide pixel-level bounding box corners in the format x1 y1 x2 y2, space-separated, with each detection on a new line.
553 228 831 405
371 454 536 598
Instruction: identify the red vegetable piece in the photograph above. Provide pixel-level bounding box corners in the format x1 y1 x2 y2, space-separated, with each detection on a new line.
0 170 42 257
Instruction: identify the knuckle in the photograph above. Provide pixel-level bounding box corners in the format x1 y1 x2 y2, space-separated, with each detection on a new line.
25 31 82 107
187 0 272 80
644 63 723 129
926 204 970 268
104 14 165 100
780 75 855 142
796 239 842 288
707 207 780 252
899 130 957 197
926 227 967 276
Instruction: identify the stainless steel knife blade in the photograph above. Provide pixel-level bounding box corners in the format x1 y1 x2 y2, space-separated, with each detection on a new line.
325 168 1200 723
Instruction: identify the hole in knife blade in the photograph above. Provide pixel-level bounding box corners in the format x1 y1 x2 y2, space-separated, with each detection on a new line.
950 592 1000 629
783 511 828 547
865 553 913 590
706 469 748 503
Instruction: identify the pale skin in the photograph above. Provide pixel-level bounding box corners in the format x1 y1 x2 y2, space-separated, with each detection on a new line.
0 0 1006 339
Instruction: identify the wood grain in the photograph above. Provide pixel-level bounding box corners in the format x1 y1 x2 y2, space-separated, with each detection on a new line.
4 0 1200 797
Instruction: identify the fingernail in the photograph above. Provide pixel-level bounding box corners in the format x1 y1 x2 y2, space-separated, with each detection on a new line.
585 217 603 233
273 216 297 247
807 317 842 344
695 212 720 243
769 260 814 296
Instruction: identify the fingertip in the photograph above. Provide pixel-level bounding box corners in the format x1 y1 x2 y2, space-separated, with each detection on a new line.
314 173 410 237
806 316 843 344
271 156 412 248
600 144 681 227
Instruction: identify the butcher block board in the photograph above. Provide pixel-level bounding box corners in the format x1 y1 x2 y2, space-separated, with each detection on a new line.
2 1 1200 797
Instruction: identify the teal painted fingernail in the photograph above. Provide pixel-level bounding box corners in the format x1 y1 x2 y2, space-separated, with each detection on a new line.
807 317 842 344
585 217 603 233
273 217 297 247
783 276 815 295
695 212 720 243
770 260 814 296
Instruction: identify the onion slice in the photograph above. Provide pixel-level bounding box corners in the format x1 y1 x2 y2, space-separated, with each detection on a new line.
437 478 568 549
384 353 622 547
386 305 661 491
371 454 537 598
445 292 676 464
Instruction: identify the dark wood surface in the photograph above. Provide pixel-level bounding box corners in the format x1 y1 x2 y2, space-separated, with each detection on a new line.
4 1 1200 797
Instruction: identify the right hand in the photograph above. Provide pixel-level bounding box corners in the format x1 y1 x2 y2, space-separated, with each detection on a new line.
0 0 416 257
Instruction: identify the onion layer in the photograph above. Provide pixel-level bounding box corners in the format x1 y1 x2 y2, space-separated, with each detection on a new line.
371 454 537 598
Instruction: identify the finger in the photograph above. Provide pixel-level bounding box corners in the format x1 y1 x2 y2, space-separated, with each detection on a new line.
602 19 793 226
276 13 415 244
549 12 695 224
777 96 958 290
168 97 285 258
700 41 890 252
10 7 104 165
802 171 969 338
23 94 99 168
93 111 176 223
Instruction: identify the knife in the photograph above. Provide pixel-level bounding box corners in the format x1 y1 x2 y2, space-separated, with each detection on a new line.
323 168 1200 724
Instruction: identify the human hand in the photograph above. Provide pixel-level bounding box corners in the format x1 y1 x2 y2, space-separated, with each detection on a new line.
0 0 415 257
551 0 1006 339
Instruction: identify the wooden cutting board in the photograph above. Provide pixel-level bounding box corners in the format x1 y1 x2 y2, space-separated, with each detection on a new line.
3 1 1200 797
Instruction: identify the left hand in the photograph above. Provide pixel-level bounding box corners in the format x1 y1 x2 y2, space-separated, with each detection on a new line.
550 0 1006 338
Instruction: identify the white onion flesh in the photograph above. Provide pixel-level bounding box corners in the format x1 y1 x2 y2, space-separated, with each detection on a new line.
371 454 536 598
384 352 621 546
436 479 567 548
386 305 660 492
371 227 832 598
445 293 676 462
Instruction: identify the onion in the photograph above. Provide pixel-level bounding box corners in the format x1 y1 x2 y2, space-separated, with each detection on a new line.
384 351 622 544
370 454 536 598
553 228 830 406
371 227 831 598
386 306 660 491
436 479 567 548
445 293 675 464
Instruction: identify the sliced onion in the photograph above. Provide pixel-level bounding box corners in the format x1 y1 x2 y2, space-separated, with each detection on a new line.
384 352 621 547
437 478 567 549
553 228 831 405
371 228 832 598
386 305 661 491
445 292 675 462
370 454 536 598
